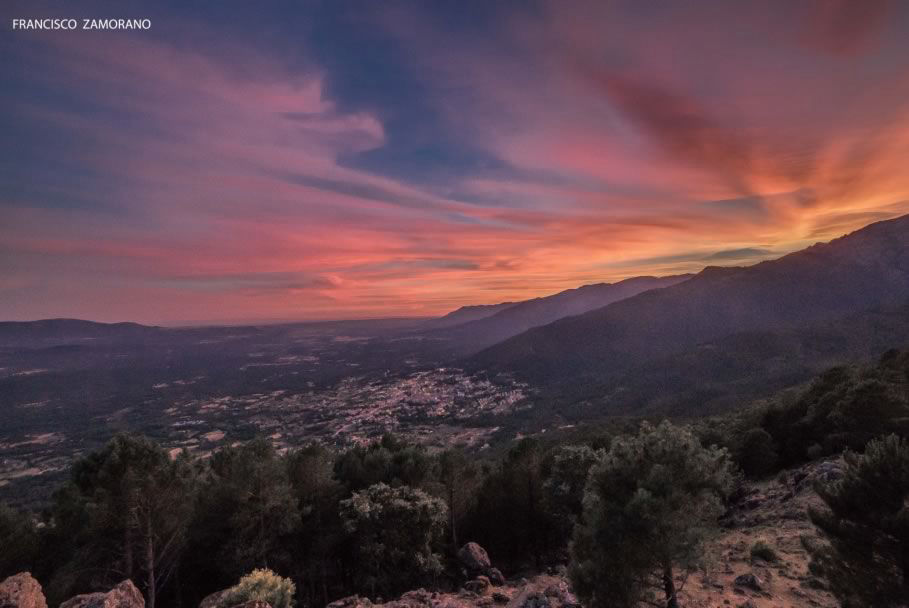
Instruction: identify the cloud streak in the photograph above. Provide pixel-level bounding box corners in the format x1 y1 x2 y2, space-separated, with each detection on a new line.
3 3 909 323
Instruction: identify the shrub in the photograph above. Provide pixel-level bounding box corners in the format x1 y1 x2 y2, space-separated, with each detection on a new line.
809 434 909 607
569 421 736 608
736 428 778 478
340 483 447 597
750 541 778 563
219 568 296 608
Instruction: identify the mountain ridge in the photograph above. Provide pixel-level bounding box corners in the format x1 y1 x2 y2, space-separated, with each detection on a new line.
468 214 909 391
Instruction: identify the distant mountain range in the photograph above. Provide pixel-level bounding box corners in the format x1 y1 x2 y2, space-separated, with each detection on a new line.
427 275 692 353
420 302 518 330
466 214 909 414
5 214 909 421
0 319 163 348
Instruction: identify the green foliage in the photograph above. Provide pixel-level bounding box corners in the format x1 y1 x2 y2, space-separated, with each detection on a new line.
334 433 431 491
808 434 909 607
192 439 299 578
219 568 296 608
469 438 556 568
569 421 736 608
542 445 604 536
0 503 38 578
761 351 909 467
339 482 447 597
736 428 778 478
43 434 195 608
750 541 778 563
432 448 479 548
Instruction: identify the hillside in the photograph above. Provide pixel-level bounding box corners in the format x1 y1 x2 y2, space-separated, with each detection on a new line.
430 275 692 353
469 215 909 403
421 303 518 330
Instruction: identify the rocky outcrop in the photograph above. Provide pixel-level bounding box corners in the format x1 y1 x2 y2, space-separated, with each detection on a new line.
0 573 47 608
59 580 144 608
326 596 373 608
457 543 491 573
457 543 504 588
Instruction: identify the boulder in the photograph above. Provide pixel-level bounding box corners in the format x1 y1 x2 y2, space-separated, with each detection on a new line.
59 580 144 608
326 596 372 608
733 573 762 592
517 592 549 608
486 568 505 586
396 589 433 607
0 573 47 608
463 577 490 595
458 542 491 572
229 602 270 608
491 592 510 604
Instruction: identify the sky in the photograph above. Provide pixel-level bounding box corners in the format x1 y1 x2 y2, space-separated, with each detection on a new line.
3 0 909 324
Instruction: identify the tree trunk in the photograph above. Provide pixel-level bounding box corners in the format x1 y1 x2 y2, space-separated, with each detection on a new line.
321 560 329 606
528 476 540 570
662 563 679 608
448 485 458 549
146 514 156 608
124 525 134 579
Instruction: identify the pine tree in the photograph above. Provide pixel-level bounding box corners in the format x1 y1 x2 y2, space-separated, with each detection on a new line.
808 434 909 607
569 421 735 608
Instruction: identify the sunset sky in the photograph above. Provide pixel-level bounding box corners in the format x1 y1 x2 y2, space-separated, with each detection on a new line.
3 1 909 324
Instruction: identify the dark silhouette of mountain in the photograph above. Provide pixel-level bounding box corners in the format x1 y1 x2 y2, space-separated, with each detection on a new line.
468 215 909 397
536 304 909 420
429 275 692 353
0 319 162 348
421 302 518 330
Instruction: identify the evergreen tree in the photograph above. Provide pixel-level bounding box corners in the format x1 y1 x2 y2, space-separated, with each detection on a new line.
196 439 299 576
433 448 479 549
0 503 38 578
569 421 735 608
46 434 194 608
339 483 447 598
809 434 909 607
542 445 603 537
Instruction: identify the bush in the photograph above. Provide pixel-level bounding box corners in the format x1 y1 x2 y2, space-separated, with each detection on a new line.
809 434 909 607
340 483 447 597
736 428 778 478
569 421 736 608
750 541 778 563
219 569 296 608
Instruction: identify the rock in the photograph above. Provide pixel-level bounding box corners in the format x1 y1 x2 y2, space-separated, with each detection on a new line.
813 461 843 483
326 597 372 608
0 573 47 608
59 580 144 608
458 542 492 572
733 573 762 592
463 577 490 595
397 589 433 606
518 592 549 608
200 590 229 608
492 592 510 604
230 603 271 608
486 568 505 586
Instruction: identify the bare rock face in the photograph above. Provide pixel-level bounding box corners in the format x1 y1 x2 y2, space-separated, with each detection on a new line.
0 573 47 608
59 580 144 608
326 596 373 608
458 543 492 572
